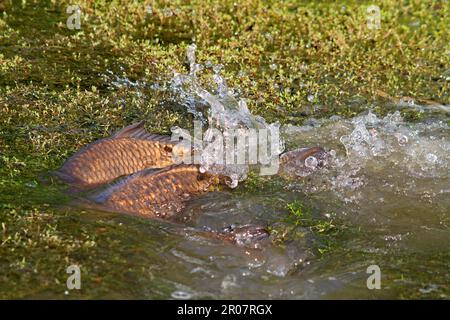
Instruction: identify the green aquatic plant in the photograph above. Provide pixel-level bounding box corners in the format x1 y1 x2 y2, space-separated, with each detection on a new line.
269 200 349 257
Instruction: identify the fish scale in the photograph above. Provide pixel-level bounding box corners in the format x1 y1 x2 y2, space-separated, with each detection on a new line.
93 164 218 218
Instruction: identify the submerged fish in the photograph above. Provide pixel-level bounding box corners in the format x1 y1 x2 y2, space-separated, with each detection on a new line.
55 121 189 189
187 224 271 248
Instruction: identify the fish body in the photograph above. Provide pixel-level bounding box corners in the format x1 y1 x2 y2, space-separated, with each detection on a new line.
93 164 225 219
56 121 189 188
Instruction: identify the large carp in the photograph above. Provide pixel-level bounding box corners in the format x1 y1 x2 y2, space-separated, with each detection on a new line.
55 121 189 189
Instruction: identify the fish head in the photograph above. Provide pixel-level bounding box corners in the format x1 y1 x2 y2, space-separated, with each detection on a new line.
279 146 329 177
197 170 232 189
221 224 270 248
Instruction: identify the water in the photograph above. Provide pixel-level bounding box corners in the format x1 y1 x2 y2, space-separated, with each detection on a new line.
169 44 284 187
158 110 448 299
58 47 450 299
11 111 447 299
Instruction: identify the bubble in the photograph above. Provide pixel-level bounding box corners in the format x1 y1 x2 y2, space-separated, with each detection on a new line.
425 153 438 164
171 291 193 299
307 94 315 102
269 64 277 70
305 156 318 169
205 60 213 68
396 134 409 146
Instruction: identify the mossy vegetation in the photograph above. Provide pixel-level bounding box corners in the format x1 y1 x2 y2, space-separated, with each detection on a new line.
0 0 448 298
270 200 347 256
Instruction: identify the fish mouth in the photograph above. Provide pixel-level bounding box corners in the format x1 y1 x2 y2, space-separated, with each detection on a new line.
280 147 327 166
278 147 329 177
221 224 270 248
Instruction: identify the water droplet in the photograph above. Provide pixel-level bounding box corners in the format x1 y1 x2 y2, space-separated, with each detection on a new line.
269 63 277 70
225 174 239 188
264 33 273 41
307 94 314 102
186 44 197 64
213 64 223 74
25 181 37 188
163 8 173 17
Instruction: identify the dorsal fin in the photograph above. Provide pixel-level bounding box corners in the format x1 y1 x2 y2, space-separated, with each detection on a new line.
113 121 173 143
113 121 145 138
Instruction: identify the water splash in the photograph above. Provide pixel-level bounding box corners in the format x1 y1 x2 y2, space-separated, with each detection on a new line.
168 44 284 187
283 111 449 225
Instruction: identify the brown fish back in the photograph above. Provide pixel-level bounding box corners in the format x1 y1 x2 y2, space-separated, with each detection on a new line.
56 121 190 188
93 164 219 218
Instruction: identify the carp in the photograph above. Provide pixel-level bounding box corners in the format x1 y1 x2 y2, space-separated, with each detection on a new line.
55 121 189 189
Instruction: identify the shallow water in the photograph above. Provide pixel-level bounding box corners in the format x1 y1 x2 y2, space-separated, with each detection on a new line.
46 51 449 300
37 108 447 300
